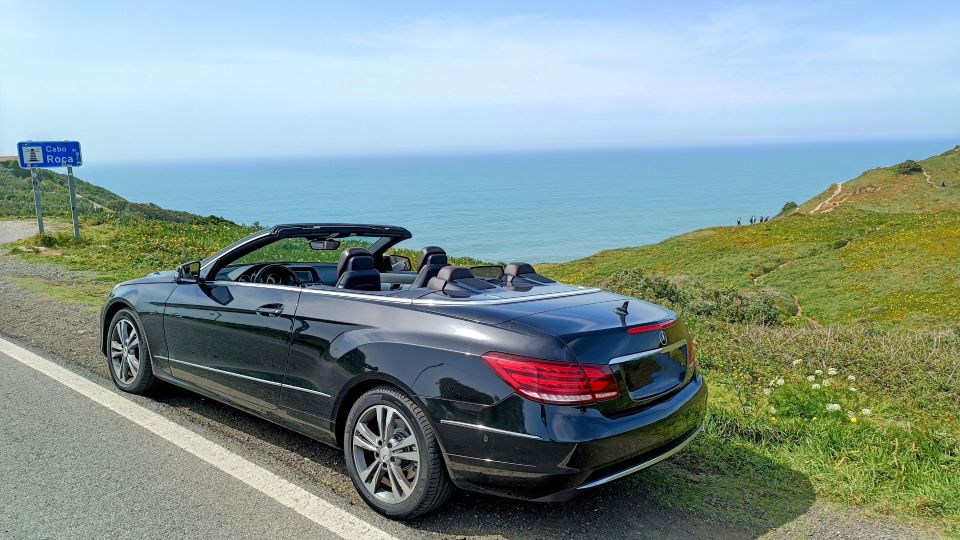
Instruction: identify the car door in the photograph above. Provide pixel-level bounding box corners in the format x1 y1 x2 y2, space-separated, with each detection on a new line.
163 281 301 410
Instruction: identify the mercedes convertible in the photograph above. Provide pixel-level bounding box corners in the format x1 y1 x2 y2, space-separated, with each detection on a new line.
100 223 707 519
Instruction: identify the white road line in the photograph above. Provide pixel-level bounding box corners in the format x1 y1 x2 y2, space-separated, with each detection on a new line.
0 337 398 540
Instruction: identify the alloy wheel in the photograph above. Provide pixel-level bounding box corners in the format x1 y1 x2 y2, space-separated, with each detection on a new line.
110 319 142 385
351 404 421 504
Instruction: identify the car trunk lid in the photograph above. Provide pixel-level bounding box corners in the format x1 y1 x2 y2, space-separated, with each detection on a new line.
506 298 692 405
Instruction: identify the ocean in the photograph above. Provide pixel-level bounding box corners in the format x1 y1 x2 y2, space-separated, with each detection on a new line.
81 138 955 263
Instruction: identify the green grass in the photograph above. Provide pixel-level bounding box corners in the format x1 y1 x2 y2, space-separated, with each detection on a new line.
541 211 960 328
9 216 255 283
676 320 960 532
9 277 109 308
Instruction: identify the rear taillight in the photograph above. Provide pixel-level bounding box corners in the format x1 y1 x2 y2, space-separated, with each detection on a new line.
626 319 677 334
482 352 620 405
686 337 697 371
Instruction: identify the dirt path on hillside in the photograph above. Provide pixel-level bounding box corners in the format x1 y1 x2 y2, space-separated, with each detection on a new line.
921 168 938 188
810 182 845 214
793 294 822 329
0 220 38 245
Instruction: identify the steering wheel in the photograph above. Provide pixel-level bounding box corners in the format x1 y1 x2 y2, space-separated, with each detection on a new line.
252 264 300 286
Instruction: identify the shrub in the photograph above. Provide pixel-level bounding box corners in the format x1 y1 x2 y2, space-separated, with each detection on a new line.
603 267 792 324
895 160 923 175
780 201 798 214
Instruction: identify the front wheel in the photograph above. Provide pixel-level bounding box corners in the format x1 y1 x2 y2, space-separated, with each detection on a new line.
107 308 157 394
343 386 454 519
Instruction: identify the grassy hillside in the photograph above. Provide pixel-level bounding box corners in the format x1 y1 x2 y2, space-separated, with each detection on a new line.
0 159 200 222
542 147 960 328
798 145 960 214
1 159 126 217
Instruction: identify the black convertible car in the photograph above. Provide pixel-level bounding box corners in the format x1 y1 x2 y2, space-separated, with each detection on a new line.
101 223 707 519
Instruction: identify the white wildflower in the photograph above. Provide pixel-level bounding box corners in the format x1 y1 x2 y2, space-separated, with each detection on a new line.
827 368 838 376
861 408 872 416
776 378 785 386
826 403 841 412
769 406 777 414
806 375 816 382
814 369 823 375
822 378 832 387
811 383 821 390
763 388 771 396
849 387 858 392
792 359 802 366
847 375 856 381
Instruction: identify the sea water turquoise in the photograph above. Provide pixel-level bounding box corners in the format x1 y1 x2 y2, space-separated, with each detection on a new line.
82 138 956 263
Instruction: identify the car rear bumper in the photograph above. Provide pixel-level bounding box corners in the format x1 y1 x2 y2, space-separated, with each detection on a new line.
430 374 707 501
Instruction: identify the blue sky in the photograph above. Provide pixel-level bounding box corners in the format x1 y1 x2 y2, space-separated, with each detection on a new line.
1 0 958 160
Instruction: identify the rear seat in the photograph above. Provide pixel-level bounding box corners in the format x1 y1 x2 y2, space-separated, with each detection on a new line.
503 262 555 285
427 266 496 294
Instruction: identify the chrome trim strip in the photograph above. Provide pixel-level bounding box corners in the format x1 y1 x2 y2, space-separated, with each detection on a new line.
446 453 536 468
439 419 543 440
414 288 601 306
202 280 602 307
162 355 333 397
608 340 685 365
281 384 332 398
165 357 282 386
576 426 703 490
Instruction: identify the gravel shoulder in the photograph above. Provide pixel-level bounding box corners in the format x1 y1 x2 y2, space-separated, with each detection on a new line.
0 253 943 539
0 220 38 245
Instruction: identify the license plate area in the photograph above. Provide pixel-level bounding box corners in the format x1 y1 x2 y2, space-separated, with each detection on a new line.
618 343 688 401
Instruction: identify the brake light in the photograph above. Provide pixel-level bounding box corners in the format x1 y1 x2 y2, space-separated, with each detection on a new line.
686 337 697 371
482 352 620 405
626 319 677 334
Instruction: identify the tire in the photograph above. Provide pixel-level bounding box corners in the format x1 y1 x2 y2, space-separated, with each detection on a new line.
343 386 454 519
106 308 157 394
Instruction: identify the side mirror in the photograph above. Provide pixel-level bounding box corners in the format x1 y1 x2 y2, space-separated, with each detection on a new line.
386 254 413 272
176 261 202 284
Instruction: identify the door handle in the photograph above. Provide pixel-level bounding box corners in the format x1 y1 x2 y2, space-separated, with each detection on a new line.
255 304 284 317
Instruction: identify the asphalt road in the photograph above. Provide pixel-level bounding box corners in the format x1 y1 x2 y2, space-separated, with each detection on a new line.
0 345 402 540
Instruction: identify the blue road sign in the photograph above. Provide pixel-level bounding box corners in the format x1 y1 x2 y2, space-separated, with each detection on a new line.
17 141 82 168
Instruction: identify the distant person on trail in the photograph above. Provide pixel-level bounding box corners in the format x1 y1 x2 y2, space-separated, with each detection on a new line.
750 216 756 224
942 181 947 187
737 218 741 226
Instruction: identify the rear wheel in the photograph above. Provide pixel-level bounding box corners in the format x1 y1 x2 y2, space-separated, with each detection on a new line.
107 308 157 394
343 386 454 519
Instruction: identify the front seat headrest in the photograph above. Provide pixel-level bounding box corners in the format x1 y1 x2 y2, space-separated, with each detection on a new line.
337 247 375 277
418 246 448 269
336 248 381 291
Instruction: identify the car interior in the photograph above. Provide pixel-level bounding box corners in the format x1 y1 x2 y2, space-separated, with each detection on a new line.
213 236 556 295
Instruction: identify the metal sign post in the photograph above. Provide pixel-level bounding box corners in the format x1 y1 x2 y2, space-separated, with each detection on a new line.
16 140 83 239
66 166 80 241
30 167 44 235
